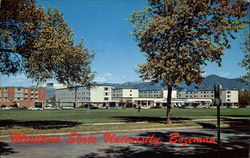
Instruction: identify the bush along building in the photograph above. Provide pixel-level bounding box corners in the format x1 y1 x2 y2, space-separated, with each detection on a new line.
0 87 46 108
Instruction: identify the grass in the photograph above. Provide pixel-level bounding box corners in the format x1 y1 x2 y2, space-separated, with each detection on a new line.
0 108 249 136
0 108 249 123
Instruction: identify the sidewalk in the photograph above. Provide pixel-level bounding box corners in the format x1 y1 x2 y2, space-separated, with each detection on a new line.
82 117 250 126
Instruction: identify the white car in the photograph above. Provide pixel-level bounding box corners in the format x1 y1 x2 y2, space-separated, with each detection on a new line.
1 107 14 110
62 106 74 110
44 107 59 110
230 106 239 108
27 107 43 110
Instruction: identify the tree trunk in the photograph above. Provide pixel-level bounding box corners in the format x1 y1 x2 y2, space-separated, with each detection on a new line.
166 86 172 124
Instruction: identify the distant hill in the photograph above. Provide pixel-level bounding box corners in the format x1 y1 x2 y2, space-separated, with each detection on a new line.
43 75 249 99
30 86 56 99
103 75 250 91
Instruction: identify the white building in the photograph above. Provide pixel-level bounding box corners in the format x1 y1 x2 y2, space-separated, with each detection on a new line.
112 88 139 98
112 88 139 107
111 89 178 108
56 85 112 107
90 86 112 106
178 90 238 105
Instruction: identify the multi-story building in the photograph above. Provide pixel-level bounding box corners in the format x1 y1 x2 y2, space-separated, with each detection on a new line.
112 88 139 98
112 88 139 107
178 90 238 105
55 85 239 108
56 85 112 107
0 87 46 108
139 90 177 98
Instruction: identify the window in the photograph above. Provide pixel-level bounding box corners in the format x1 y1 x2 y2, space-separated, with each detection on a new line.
227 99 230 102
130 94 132 96
105 92 109 96
227 95 230 98
104 98 109 101
227 91 231 94
130 90 132 92
104 87 109 91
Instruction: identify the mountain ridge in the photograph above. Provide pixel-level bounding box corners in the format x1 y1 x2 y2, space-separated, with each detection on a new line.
43 75 249 99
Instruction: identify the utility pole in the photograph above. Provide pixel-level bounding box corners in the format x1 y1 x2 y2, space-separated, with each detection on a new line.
214 84 222 158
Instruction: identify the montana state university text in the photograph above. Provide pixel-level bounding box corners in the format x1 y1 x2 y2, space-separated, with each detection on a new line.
10 132 216 146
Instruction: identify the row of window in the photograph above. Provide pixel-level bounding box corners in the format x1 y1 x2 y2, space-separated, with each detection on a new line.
185 95 214 98
186 91 214 94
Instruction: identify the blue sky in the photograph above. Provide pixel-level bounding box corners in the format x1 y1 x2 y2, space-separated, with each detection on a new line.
0 0 248 87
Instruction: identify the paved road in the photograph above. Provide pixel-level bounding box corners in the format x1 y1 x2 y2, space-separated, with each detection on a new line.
0 123 249 158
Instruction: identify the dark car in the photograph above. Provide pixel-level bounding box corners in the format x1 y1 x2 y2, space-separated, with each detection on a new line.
89 106 99 109
151 105 162 109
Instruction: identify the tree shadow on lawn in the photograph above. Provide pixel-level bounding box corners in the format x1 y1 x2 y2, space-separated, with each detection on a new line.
0 120 81 129
111 116 191 123
220 115 250 117
196 122 217 129
222 118 250 134
0 142 16 155
79 127 249 158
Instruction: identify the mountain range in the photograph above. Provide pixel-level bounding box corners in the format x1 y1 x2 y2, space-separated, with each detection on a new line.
44 75 249 99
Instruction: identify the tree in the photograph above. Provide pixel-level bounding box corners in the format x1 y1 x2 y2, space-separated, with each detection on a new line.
0 0 95 87
239 89 250 106
129 0 249 124
239 29 250 82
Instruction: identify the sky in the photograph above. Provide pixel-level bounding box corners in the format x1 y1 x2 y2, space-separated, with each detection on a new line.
0 0 249 87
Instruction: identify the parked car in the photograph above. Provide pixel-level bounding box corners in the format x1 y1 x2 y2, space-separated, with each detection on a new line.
89 106 99 109
181 106 194 109
1 107 15 110
114 106 126 110
62 106 74 110
151 105 162 109
27 107 43 110
220 106 227 108
44 107 59 110
229 106 239 108
197 105 209 108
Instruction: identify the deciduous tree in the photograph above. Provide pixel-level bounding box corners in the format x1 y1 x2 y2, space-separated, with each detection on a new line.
0 0 95 87
239 29 250 82
129 0 249 123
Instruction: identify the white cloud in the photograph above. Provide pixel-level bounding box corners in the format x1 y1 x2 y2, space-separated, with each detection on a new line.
201 72 208 77
94 73 113 82
220 72 230 77
0 74 33 87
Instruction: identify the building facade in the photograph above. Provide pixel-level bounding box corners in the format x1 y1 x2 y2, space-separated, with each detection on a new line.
178 90 238 104
56 85 112 107
55 85 239 108
112 88 139 98
139 90 177 98
0 87 46 108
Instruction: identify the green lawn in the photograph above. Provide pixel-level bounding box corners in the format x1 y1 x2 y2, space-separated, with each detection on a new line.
0 108 249 136
0 108 249 124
